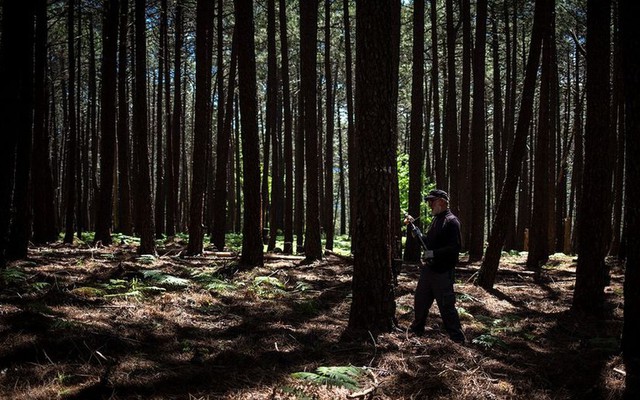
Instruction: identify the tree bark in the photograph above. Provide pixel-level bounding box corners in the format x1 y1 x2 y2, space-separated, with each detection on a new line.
301 0 322 261
94 0 120 246
5 0 35 260
468 0 488 262
236 0 264 267
212 28 237 251
348 0 398 334
620 1 640 396
133 0 156 254
573 0 612 315
63 0 78 244
476 0 547 290
405 0 425 263
187 0 215 255
31 0 58 245
280 0 294 253
323 0 335 251
116 0 133 236
526 0 554 272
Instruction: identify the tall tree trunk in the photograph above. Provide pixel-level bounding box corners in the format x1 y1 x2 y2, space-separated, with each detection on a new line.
32 0 58 245
95 0 120 246
491 5 504 201
476 0 547 290
444 0 459 211
570 44 584 253
609 10 624 257
526 0 554 273
468 0 487 262
5 0 35 260
348 0 398 334
266 0 281 252
343 0 356 238
430 0 444 187
236 0 264 267
154 0 168 238
573 0 612 315
458 0 471 249
133 0 156 254
88 16 99 234
301 0 322 261
63 0 78 244
117 0 133 236
187 0 214 256
280 0 294 253
212 29 237 251
167 0 183 236
620 1 640 396
323 0 335 251
294 94 305 253
405 0 425 263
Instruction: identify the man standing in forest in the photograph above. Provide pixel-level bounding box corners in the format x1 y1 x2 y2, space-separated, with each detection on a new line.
405 189 465 343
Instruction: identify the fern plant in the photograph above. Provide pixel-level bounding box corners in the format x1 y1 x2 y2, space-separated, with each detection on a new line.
290 366 365 390
0 267 28 285
251 276 287 298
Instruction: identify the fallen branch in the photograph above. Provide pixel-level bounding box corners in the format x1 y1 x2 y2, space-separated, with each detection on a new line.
347 368 379 399
613 367 626 376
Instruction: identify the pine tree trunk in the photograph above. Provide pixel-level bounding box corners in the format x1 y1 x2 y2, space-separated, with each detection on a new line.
573 0 612 315
133 0 156 255
167 0 183 236
5 0 35 260
444 0 459 211
236 0 264 267
154 0 168 238
620 2 640 396
187 0 214 256
280 0 294 253
266 0 280 252
301 0 322 262
430 0 444 187
476 0 547 290
343 0 356 239
348 0 398 334
458 0 471 249
94 0 119 246
405 0 425 263
526 1 554 272
323 0 335 251
32 0 58 245
212 28 237 251
468 0 487 262
63 0 77 244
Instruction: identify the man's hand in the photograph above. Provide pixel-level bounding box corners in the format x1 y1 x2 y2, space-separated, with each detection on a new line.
423 249 434 259
403 214 415 225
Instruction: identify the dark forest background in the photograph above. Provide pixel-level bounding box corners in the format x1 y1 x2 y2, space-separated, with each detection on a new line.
0 0 638 397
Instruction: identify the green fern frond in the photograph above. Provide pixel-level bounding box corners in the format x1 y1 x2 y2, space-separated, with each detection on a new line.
142 270 190 287
0 267 29 285
291 366 364 390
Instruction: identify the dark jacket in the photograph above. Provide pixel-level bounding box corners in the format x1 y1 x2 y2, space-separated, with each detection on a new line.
422 209 461 273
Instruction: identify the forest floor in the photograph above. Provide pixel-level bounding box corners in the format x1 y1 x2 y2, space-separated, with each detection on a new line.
0 238 626 400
